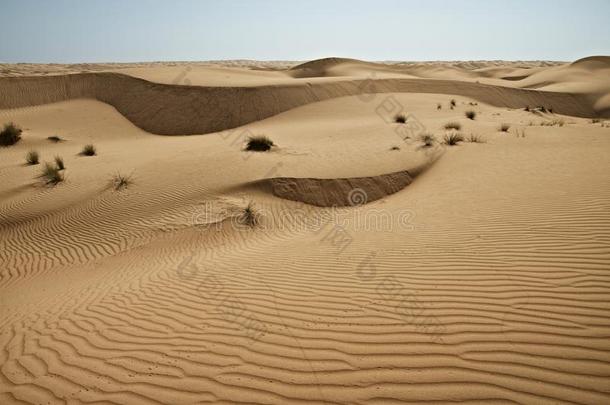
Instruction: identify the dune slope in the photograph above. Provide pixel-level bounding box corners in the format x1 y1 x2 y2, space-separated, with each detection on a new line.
0 72 599 136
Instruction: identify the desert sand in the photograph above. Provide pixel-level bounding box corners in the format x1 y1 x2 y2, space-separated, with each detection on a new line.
1 57 610 404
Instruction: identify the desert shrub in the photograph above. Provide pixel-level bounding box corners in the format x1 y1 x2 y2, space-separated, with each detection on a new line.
245 136 274 152
54 156 65 170
436 103 442 110
240 201 258 227
444 122 462 131
535 105 547 113
390 146 400 151
47 135 63 142
450 99 456 108
112 172 133 191
26 150 39 165
524 105 530 112
443 132 464 146
81 144 96 156
500 123 510 132
0 122 22 146
419 133 436 147
467 134 485 143
465 110 476 120
394 114 407 124
590 119 600 124
40 162 64 186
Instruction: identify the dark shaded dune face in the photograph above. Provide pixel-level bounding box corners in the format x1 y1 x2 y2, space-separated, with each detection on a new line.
0 72 601 136
266 157 440 207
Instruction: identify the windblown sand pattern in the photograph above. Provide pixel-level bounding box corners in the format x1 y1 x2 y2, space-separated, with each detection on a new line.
1 58 609 404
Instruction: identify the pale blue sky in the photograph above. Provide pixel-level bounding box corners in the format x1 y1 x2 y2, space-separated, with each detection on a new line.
1 0 609 62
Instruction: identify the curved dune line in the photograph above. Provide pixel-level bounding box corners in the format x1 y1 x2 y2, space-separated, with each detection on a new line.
0 73 598 135
268 170 414 207
266 156 439 207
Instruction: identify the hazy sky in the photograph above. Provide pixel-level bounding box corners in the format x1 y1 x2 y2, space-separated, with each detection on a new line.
2 0 609 62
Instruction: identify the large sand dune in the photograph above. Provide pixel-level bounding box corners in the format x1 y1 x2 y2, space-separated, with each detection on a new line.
1 59 610 404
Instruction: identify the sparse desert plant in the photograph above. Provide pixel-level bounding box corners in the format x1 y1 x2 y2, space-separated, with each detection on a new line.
515 128 526 138
450 99 456 108
390 146 400 151
524 105 530 112
468 102 478 106
465 110 476 120
467 134 485 143
419 133 436 147
81 144 96 156
245 136 274 152
590 119 600 124
394 114 407 124
54 156 65 170
444 122 462 131
602 121 610 128
0 122 22 146
47 135 63 142
436 103 442 110
535 105 547 113
112 172 133 191
26 150 39 165
240 201 259 227
40 162 64 186
500 123 511 132
443 132 464 146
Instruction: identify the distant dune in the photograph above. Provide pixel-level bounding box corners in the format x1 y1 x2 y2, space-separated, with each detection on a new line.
1 57 607 136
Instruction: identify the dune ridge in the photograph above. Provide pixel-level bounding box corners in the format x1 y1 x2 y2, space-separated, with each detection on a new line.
0 72 599 136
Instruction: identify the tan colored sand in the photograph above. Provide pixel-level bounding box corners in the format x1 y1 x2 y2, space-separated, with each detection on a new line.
1 58 610 404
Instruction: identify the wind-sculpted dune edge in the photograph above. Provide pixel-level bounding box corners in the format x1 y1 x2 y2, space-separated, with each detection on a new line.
266 157 440 207
0 72 600 135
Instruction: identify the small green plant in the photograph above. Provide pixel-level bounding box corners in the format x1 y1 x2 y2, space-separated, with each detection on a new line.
81 144 96 156
500 123 510 132
54 156 65 170
465 110 476 120
47 135 63 142
112 172 133 191
0 122 22 146
443 132 464 146
394 114 407 124
245 136 274 152
444 122 462 131
467 134 485 143
26 150 39 165
419 133 436 147
40 162 64 186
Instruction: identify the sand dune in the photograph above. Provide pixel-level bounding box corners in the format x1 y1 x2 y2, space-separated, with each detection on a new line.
1 59 610 404
0 66 602 137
